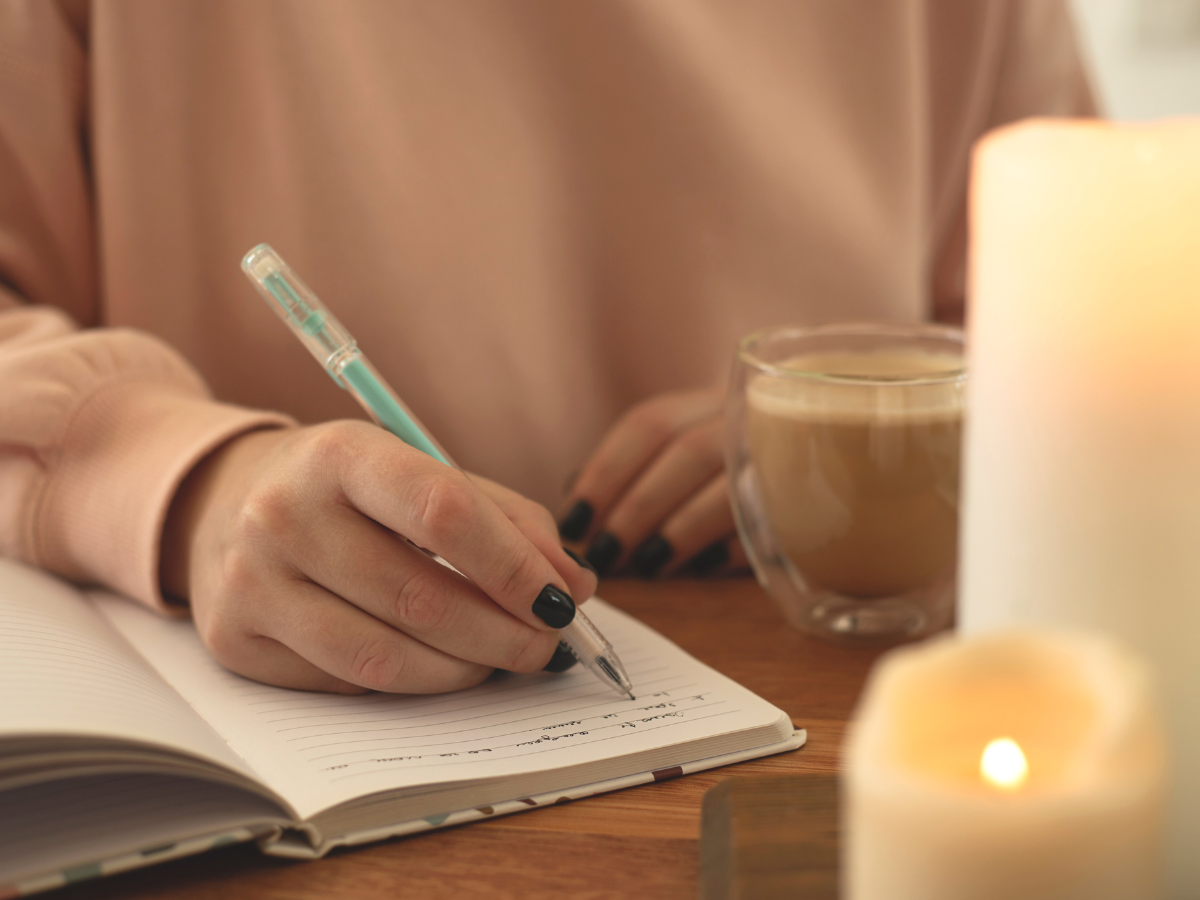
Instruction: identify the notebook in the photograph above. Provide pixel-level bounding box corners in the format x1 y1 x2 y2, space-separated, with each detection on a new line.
0 558 803 895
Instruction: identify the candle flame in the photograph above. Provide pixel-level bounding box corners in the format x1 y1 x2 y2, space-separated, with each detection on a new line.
980 737 1028 790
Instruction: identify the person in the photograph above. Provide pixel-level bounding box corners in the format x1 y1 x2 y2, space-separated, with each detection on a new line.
0 0 1094 694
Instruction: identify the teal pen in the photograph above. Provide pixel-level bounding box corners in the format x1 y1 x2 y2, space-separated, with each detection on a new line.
241 244 634 701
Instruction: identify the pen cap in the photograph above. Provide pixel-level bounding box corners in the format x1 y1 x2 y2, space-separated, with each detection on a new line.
242 244 357 373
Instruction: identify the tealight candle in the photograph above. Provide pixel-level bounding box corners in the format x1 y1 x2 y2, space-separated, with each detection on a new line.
844 631 1165 900
980 737 1027 790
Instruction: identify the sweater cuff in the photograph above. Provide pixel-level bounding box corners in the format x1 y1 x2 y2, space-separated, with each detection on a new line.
32 381 294 610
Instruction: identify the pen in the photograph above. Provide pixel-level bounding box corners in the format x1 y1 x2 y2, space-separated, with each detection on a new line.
241 244 635 701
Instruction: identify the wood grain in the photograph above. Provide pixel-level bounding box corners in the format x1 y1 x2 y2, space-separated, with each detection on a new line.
55 578 886 900
699 774 840 900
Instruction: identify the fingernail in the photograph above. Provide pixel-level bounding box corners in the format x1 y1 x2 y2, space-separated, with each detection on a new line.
585 532 622 576
558 500 593 541
532 584 576 628
631 535 673 579
563 546 597 575
687 540 729 577
542 641 579 673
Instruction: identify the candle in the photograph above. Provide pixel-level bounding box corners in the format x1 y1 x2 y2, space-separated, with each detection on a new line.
958 118 1200 895
844 632 1165 900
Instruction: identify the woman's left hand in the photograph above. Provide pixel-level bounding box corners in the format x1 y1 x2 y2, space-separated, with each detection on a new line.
556 388 747 579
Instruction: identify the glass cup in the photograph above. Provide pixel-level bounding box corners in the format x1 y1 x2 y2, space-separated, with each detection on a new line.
726 323 965 641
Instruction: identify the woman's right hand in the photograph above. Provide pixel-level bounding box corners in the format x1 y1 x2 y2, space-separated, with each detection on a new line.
160 420 597 694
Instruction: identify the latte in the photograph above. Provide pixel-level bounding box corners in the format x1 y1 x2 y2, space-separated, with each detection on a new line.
746 350 964 599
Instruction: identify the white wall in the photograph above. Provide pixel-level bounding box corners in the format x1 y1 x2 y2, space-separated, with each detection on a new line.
1069 0 1200 119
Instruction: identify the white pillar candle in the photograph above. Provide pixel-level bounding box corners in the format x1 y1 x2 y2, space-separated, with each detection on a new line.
844 632 1165 900
958 119 1200 895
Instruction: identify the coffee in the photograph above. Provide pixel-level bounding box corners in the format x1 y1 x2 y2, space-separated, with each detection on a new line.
746 350 963 599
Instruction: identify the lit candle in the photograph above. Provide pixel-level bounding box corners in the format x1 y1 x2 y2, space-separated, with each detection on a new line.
980 737 1028 790
959 118 1200 895
844 632 1165 900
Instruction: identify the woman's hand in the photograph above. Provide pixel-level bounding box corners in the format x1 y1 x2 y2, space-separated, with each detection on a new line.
557 389 747 579
161 421 596 694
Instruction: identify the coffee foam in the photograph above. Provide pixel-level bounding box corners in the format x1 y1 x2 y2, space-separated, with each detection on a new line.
746 351 965 422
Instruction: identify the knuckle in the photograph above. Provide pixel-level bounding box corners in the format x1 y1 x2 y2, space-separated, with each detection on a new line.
297 420 364 470
349 637 407 691
194 611 244 668
392 569 460 634
495 548 543 605
411 474 476 547
196 558 271 670
504 630 559 673
216 546 259 596
229 485 294 546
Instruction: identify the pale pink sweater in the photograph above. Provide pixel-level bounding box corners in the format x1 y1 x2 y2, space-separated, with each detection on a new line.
0 0 1094 609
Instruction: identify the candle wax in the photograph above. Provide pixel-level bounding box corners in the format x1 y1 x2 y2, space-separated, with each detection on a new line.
844 631 1165 900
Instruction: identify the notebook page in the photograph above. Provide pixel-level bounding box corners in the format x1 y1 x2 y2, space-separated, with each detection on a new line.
0 773 286 890
0 560 254 782
93 594 789 821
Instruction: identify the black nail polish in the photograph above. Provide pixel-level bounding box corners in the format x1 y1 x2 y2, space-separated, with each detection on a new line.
585 532 622 576
532 584 576 628
558 500 593 541
687 540 729 577
563 546 597 575
631 535 673 579
542 641 579 673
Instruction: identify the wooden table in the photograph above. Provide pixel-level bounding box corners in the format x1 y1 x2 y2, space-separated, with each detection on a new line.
61 578 888 900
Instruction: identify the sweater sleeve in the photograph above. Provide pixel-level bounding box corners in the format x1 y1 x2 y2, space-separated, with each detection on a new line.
929 0 1098 325
0 2 292 610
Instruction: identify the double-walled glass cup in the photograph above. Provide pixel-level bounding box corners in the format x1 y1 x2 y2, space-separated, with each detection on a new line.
726 323 965 641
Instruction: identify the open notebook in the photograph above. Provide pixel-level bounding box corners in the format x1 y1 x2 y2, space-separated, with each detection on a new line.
0 558 803 895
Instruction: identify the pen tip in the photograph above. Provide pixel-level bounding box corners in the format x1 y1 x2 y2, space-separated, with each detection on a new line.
626 691 636 701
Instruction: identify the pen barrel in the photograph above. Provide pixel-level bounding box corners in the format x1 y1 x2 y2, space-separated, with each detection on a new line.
335 355 455 467
560 609 633 698
559 609 611 664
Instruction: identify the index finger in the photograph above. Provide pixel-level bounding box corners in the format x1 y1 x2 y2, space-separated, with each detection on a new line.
325 425 579 632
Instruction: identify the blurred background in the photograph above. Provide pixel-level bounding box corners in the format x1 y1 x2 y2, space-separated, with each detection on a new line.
1070 0 1200 118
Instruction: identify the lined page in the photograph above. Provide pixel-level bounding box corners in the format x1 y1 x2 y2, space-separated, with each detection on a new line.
0 559 254 781
94 594 789 821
